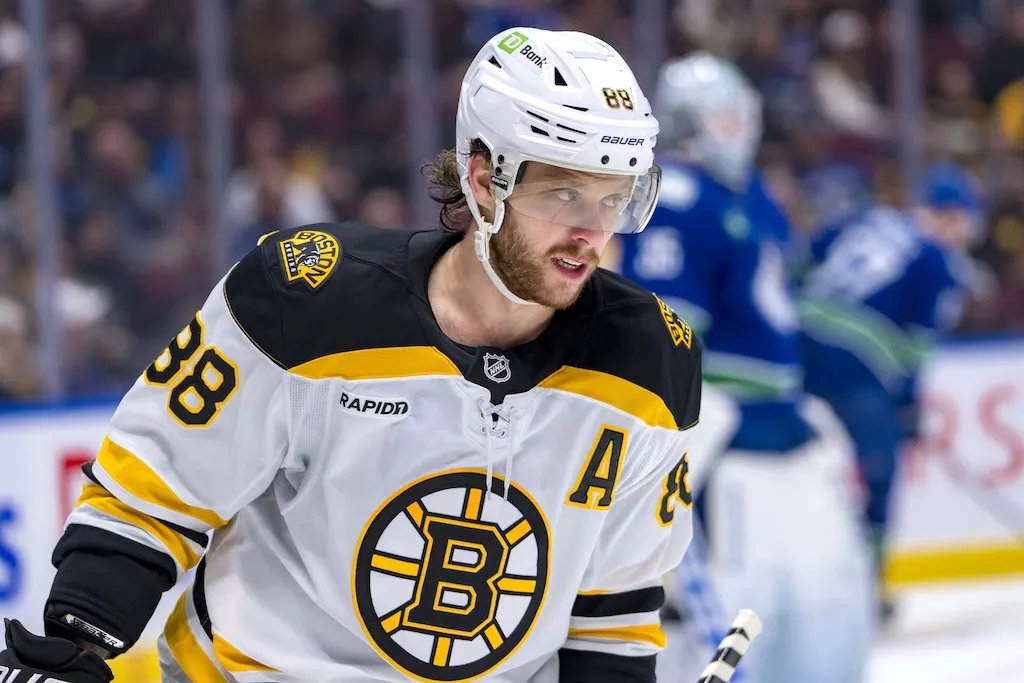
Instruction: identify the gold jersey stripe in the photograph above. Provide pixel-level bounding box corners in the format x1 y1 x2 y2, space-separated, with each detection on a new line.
76 483 201 571
290 346 461 381
164 594 227 683
504 518 531 546
432 637 452 666
538 367 678 431
255 230 278 246
371 553 421 578
496 577 536 594
97 437 228 529
464 488 483 520
567 622 667 649
213 632 276 673
483 623 504 650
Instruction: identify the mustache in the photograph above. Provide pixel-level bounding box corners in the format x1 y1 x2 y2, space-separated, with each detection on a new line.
546 242 600 263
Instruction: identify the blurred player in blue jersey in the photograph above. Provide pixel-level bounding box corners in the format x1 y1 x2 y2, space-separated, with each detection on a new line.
619 53 874 683
799 163 978 622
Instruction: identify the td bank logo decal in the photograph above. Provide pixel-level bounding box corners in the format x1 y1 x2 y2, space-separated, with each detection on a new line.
353 470 550 681
497 31 528 54
496 32 547 69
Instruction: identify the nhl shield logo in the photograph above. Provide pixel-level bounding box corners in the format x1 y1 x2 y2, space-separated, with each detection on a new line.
483 353 511 383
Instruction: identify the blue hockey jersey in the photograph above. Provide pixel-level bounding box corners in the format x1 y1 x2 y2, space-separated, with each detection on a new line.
799 205 967 400
620 161 813 452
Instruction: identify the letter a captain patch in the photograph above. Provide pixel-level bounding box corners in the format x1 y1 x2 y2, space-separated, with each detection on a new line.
279 229 342 290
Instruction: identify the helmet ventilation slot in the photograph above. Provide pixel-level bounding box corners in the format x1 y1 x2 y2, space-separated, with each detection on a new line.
556 122 586 135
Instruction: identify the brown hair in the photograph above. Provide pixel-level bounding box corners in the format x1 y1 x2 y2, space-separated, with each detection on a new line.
422 138 491 232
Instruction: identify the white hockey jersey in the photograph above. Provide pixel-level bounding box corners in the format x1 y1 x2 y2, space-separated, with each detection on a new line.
60 223 702 683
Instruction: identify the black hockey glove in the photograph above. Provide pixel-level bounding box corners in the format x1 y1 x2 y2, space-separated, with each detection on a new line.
0 619 113 683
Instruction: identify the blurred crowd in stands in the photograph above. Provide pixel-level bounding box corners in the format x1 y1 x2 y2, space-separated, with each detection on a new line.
1 0 1024 399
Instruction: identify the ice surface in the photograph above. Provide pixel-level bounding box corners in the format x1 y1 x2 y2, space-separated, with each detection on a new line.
659 579 1024 683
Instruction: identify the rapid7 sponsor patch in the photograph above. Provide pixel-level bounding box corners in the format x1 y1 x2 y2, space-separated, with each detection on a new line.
340 390 410 418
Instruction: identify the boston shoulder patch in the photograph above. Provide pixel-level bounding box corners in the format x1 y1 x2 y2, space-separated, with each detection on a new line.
654 294 693 349
278 229 342 290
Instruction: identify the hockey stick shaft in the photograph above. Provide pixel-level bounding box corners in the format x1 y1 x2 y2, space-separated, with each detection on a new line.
696 609 762 683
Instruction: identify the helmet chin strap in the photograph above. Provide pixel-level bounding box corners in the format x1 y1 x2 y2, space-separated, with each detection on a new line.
461 174 539 307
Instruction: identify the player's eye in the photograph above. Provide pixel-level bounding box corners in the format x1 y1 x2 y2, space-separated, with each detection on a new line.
553 188 580 202
602 194 628 210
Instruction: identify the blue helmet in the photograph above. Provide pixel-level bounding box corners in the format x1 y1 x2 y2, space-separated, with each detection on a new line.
921 163 983 213
916 163 986 246
654 52 763 190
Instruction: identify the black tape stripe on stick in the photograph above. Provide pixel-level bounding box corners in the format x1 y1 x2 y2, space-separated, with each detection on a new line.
696 609 763 683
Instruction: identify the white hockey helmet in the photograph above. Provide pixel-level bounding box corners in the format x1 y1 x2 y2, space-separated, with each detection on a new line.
455 27 661 304
654 52 763 190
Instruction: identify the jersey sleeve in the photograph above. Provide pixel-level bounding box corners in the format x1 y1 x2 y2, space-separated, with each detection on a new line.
888 244 963 418
559 426 696 681
559 339 702 682
898 245 964 382
622 169 724 335
46 243 292 653
905 245 965 337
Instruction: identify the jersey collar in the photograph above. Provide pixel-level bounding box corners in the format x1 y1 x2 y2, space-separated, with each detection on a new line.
405 229 597 403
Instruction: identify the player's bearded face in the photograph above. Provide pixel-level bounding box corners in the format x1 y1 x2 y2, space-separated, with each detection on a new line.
489 208 605 309
488 163 626 308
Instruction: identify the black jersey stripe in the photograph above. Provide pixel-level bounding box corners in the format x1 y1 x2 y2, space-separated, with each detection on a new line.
81 461 209 548
571 586 665 618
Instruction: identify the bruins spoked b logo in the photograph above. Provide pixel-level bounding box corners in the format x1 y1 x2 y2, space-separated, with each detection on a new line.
353 471 550 682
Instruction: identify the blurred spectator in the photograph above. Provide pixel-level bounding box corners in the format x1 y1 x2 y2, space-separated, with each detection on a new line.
979 1 1024 106
79 118 171 249
811 9 889 140
2 0 1024 403
927 57 988 166
223 117 335 261
0 297 40 399
968 154 1024 330
0 10 25 70
462 0 563 47
739 12 818 147
358 187 407 230
56 277 135 396
675 0 754 58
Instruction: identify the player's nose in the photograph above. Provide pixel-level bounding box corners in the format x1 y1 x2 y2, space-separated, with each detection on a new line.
567 224 611 250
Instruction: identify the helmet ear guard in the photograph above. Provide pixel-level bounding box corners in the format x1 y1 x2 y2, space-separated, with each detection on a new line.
460 152 535 306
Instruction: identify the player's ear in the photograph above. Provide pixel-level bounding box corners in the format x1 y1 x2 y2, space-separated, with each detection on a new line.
466 153 497 222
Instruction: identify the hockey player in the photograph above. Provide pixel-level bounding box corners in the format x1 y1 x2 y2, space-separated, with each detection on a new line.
799 162 978 621
0 28 703 683
618 53 873 683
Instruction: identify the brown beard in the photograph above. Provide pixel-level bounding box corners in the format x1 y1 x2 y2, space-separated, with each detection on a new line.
489 212 599 309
